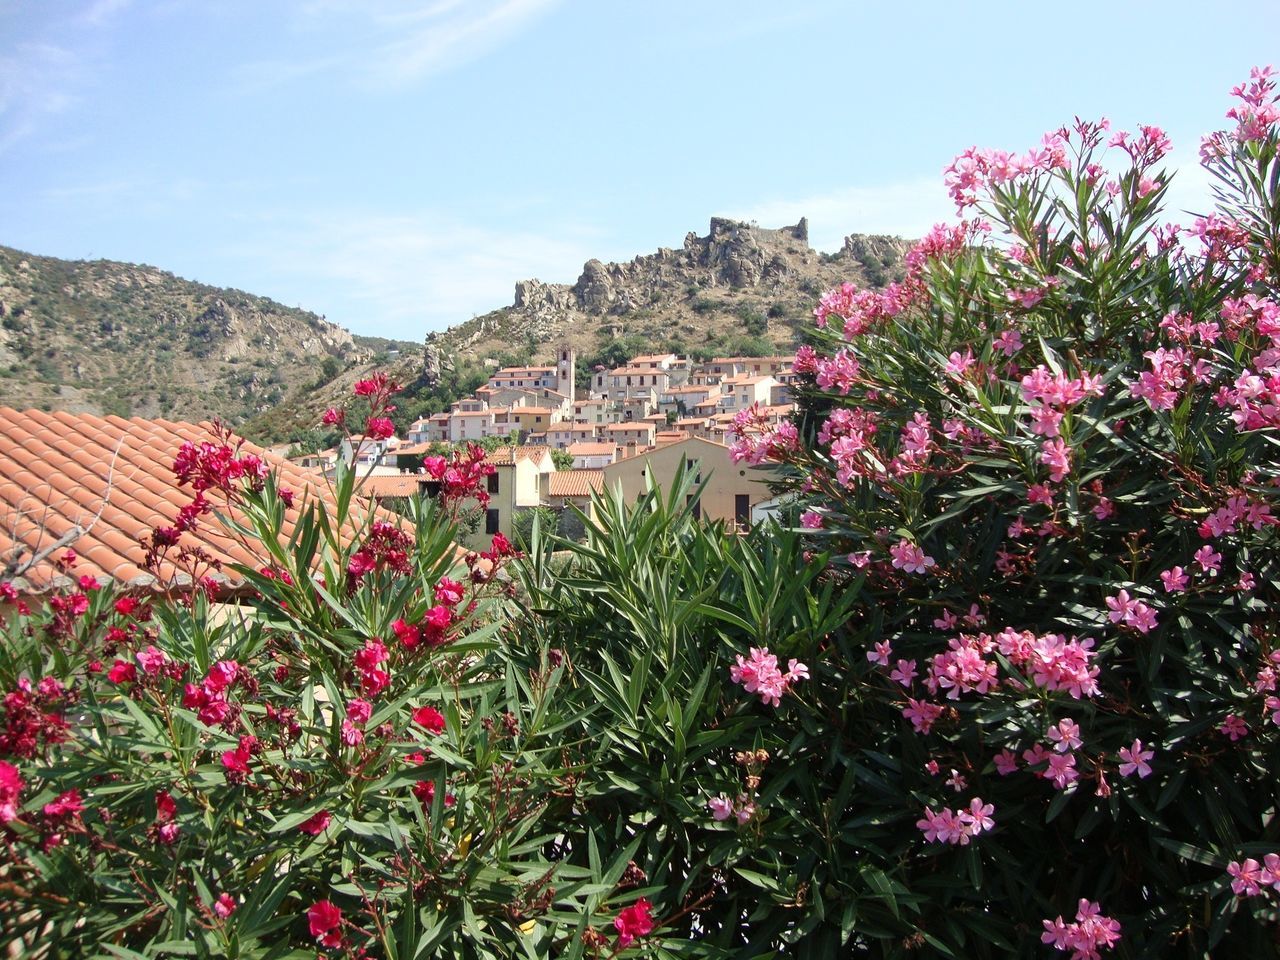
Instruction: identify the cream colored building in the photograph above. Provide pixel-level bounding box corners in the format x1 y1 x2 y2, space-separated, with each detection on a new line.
460 446 556 550
601 436 779 531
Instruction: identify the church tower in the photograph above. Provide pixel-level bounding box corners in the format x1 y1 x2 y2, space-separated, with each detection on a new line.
556 345 576 403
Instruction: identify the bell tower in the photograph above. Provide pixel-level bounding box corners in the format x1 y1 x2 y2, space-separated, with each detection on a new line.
556 344 576 403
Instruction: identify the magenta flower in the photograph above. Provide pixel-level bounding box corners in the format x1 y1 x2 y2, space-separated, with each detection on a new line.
1228 858 1263 897
799 510 824 530
1042 899 1121 958
866 640 893 666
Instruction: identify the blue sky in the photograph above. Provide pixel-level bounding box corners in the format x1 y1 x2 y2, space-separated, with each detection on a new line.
1 0 1276 340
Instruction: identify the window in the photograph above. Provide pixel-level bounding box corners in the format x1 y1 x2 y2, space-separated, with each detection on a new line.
485 509 500 534
735 494 750 523
487 473 499 495
686 494 702 520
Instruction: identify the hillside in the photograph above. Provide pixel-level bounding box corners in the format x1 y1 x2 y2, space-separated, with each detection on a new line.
0 245 380 424
246 218 911 442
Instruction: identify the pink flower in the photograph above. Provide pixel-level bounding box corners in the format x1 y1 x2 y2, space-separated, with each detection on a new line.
730 647 807 707
1193 545 1222 573
613 898 655 947
945 348 975 378
734 795 757 824
1219 715 1249 741
889 539 936 575
1160 567 1189 593
708 796 734 821
1229 858 1264 897
994 328 1023 356
994 749 1019 776
1045 753 1078 789
1042 899 1122 957
799 510 824 530
1118 739 1154 778
1048 719 1083 753
135 645 168 676
889 659 918 687
867 640 893 667
903 698 944 734
1039 438 1073 483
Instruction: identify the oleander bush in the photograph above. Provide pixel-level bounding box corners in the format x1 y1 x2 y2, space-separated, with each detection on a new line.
724 66 1280 957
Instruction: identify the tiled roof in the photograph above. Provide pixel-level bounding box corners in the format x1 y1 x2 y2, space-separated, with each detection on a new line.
602 422 655 433
0 408 403 596
359 475 425 498
567 442 618 456
394 442 436 457
547 470 604 498
485 446 551 465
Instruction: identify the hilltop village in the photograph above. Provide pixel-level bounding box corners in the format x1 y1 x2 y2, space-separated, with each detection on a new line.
290 347 796 547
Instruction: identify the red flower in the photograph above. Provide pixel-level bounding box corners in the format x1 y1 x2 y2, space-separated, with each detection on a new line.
412 705 446 734
365 416 395 441
155 790 177 822
213 892 237 918
114 596 139 616
307 900 344 948
107 659 136 684
221 746 252 775
298 809 332 835
43 789 84 822
78 575 100 591
321 406 344 426
614 898 655 947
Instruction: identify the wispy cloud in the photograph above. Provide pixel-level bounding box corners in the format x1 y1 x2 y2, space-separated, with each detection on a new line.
224 209 597 338
237 0 561 91
0 41 80 154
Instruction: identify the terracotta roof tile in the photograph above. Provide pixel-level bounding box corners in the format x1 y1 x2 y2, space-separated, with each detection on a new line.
547 470 604 498
360 475 425 498
0 408 405 596
567 442 618 457
485 446 551 465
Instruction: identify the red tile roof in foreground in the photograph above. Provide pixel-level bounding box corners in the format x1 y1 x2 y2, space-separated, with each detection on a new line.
0 408 403 596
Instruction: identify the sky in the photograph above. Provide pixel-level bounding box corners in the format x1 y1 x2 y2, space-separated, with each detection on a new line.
0 1 1277 341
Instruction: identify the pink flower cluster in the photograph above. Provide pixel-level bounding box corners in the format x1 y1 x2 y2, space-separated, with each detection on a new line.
1042 899 1122 960
182 659 246 730
1226 65 1278 143
728 403 800 466
1104 589 1158 634
729 647 809 707
943 132 1068 210
916 797 995 844
1227 853 1280 897
889 539 935 575
813 282 906 337
707 794 757 824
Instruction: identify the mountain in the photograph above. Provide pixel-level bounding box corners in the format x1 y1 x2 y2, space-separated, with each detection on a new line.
423 217 909 374
244 218 912 443
0 244 384 424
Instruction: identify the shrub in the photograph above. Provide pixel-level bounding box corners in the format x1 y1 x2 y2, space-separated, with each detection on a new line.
729 66 1280 956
